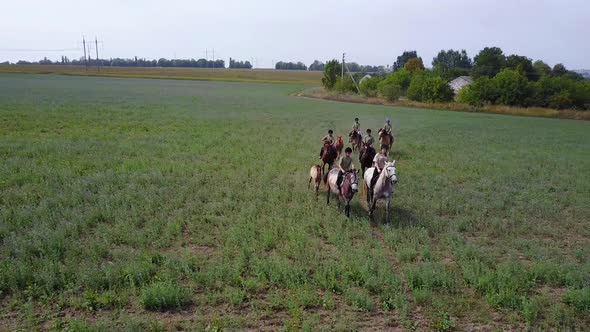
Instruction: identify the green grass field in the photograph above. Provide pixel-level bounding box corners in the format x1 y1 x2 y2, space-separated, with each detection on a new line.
1 73 589 331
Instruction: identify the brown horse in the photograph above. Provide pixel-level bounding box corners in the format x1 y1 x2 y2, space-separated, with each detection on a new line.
348 131 362 152
359 144 376 176
333 136 344 157
378 128 393 151
321 142 337 176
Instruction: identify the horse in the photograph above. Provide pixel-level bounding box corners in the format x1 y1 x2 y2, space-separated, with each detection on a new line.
325 169 359 217
364 161 398 223
333 136 344 157
378 128 394 152
359 144 376 176
321 142 338 176
308 165 322 197
348 130 362 152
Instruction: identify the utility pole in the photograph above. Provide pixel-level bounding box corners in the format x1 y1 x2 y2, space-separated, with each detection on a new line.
95 36 100 71
342 52 345 79
212 49 215 67
82 37 88 70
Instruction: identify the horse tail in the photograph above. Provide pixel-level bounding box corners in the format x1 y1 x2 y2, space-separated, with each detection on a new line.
323 172 328 185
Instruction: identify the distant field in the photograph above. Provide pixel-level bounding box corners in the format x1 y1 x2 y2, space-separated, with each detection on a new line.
0 64 322 84
0 73 589 330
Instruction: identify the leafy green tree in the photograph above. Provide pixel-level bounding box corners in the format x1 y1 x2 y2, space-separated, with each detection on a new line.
359 76 382 97
533 60 551 78
456 77 499 106
493 68 532 106
322 59 342 90
432 49 472 80
552 63 567 76
404 58 425 73
334 75 358 94
377 69 412 93
393 51 418 71
471 47 506 79
506 55 536 80
407 72 454 103
309 60 324 71
432 49 472 69
380 84 402 101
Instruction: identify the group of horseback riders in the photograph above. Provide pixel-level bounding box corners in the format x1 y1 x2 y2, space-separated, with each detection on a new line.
319 117 394 196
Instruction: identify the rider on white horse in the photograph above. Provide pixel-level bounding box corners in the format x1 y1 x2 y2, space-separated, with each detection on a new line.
370 145 388 196
337 147 355 193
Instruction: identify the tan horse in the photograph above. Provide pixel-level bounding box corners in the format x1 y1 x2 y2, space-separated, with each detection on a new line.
308 165 322 197
378 128 393 152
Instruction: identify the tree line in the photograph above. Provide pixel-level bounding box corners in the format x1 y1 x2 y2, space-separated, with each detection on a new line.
9 56 260 69
5 56 385 72
322 47 589 111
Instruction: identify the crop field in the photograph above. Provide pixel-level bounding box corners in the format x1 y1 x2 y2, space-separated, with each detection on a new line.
0 65 322 85
0 73 589 331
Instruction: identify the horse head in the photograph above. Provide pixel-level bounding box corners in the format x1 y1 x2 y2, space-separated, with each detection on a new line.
383 160 398 185
345 170 359 193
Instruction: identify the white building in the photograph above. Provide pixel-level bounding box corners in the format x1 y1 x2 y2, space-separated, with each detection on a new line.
448 76 473 95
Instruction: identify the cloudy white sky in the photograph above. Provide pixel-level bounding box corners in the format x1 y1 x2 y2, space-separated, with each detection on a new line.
1 0 588 69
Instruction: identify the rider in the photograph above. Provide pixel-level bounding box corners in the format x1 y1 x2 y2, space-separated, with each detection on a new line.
363 128 374 148
351 118 361 136
370 145 389 194
337 147 355 193
319 129 335 158
383 118 393 143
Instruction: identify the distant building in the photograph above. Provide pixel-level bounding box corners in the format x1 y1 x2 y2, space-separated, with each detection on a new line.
448 76 473 95
359 74 372 85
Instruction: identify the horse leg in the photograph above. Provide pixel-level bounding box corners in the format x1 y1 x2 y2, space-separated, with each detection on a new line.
345 202 350 218
308 177 311 189
385 196 391 224
326 187 330 205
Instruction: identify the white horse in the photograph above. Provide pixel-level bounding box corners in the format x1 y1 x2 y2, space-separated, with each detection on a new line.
364 161 398 222
325 168 359 217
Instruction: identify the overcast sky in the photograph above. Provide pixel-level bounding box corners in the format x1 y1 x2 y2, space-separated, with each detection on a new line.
1 0 588 69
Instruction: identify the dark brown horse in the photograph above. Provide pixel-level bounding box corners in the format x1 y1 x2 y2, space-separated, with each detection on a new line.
348 130 362 152
359 144 376 176
333 136 344 157
321 142 338 176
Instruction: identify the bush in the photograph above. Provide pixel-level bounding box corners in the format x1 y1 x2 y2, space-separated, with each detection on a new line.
334 76 358 94
562 287 590 313
359 77 381 97
456 76 499 106
140 281 191 311
380 84 402 102
407 74 454 103
493 68 532 106
378 69 412 93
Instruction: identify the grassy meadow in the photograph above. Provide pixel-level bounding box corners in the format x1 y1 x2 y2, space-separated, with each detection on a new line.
0 73 589 331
